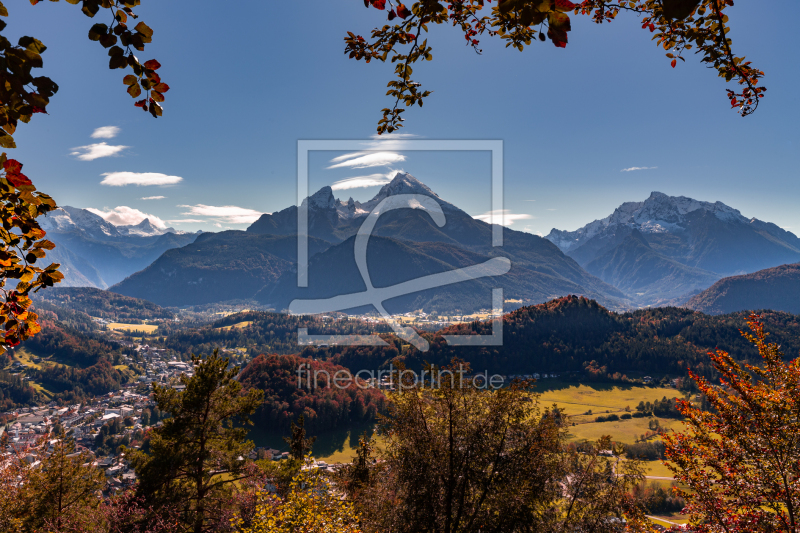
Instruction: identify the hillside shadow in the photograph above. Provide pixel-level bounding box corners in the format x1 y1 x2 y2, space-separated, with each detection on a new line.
248 420 377 459
531 379 644 394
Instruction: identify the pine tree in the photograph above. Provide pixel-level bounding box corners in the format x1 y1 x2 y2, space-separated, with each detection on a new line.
284 414 316 461
22 438 106 532
130 349 264 533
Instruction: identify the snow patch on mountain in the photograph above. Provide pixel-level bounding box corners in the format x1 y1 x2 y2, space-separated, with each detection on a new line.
300 172 462 221
40 207 184 238
546 192 748 251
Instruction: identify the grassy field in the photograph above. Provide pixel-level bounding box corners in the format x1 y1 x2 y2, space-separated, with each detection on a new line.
216 321 253 330
639 459 677 478
568 416 683 445
107 323 159 333
14 347 44 369
28 381 54 400
537 382 682 422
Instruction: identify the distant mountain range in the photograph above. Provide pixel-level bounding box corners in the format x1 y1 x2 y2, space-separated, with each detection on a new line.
112 173 624 312
546 192 800 305
685 263 800 315
49 179 800 315
39 206 200 288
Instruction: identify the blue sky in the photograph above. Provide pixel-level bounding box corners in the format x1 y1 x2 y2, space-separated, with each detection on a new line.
5 0 799 236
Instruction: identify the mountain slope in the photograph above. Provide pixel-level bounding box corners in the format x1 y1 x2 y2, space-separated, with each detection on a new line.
685 263 800 315
39 206 200 287
110 231 332 306
585 230 720 303
546 192 800 304
117 172 623 312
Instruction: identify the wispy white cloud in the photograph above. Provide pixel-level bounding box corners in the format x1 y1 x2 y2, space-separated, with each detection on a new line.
327 152 406 169
91 126 120 139
141 196 165 200
166 218 205 224
621 166 657 172
473 209 533 227
524 199 536 202
546 208 557 211
179 204 264 224
71 142 129 161
331 172 395 191
101 172 183 186
86 206 166 228
369 133 419 140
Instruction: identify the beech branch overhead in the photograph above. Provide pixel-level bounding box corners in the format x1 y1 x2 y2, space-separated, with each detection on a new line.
346 0 765 134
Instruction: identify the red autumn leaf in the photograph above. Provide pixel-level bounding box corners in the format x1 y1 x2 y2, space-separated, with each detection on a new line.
371 0 386 10
3 159 22 174
547 27 568 47
6 172 33 188
6 331 19 348
671 59 677 68
554 0 576 11
397 3 411 18
388 9 397 20
143 59 161 70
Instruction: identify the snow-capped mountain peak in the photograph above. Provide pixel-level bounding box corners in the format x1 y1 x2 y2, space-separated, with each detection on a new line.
117 218 176 237
40 206 121 239
39 206 180 238
370 171 440 202
301 186 337 211
546 192 749 252
301 172 461 221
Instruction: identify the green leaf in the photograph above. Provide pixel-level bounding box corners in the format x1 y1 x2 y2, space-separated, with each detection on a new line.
149 101 162 117
99 33 118 48
18 36 47 54
88 23 107 41
109 54 126 69
32 76 59 98
82 0 100 18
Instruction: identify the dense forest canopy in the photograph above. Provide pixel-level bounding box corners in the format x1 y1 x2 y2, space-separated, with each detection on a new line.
238 353 388 433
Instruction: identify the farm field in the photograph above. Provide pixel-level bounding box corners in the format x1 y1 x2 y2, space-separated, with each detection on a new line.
13 347 44 369
107 323 159 333
568 416 683 445
216 321 253 330
536 381 682 422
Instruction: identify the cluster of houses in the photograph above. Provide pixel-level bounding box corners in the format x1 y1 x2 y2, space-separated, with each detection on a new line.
1 389 150 493
1 344 313 497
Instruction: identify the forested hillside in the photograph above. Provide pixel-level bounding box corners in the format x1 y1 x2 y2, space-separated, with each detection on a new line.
315 296 800 378
5 319 134 405
686 263 800 315
238 353 388 432
161 311 391 357
32 287 174 320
